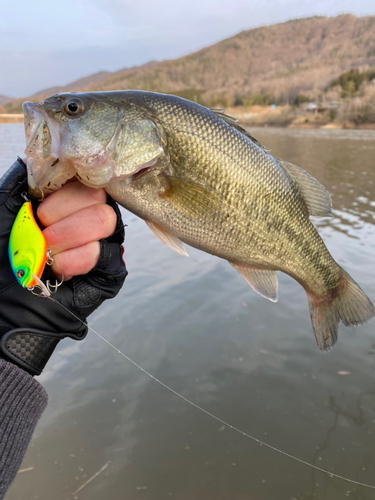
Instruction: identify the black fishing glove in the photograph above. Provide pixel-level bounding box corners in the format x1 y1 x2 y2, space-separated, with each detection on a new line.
0 159 128 375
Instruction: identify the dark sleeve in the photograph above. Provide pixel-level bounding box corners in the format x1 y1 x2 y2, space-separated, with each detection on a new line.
0 359 48 500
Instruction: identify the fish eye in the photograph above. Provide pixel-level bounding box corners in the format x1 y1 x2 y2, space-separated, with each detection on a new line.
17 269 25 278
64 98 84 116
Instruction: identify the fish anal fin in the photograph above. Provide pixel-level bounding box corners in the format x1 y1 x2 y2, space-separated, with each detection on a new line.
210 109 271 153
276 158 333 218
145 220 189 257
160 175 223 218
229 262 278 302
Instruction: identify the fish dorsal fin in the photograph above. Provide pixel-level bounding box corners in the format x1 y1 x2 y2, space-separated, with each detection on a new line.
276 158 333 218
229 262 278 302
160 175 224 218
210 109 271 153
145 220 189 256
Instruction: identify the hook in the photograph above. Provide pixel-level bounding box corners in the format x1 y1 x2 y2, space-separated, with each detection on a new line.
46 274 64 294
46 249 54 266
22 186 45 202
34 186 45 202
28 273 64 298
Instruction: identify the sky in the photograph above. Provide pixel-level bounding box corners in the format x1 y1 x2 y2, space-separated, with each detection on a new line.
1 0 375 98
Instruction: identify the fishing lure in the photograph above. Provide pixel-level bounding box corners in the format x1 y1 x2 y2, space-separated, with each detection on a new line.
8 200 58 296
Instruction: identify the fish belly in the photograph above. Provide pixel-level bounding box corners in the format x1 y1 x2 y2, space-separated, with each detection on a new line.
105 167 340 299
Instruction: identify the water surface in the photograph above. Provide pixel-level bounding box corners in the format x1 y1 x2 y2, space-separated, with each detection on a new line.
2 125 375 500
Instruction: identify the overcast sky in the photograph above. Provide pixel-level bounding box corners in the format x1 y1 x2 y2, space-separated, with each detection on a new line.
1 0 375 98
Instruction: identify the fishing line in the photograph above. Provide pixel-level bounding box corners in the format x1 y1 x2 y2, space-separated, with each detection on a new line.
47 295 375 490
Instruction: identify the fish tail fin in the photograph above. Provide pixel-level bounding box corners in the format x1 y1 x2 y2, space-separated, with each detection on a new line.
307 270 375 352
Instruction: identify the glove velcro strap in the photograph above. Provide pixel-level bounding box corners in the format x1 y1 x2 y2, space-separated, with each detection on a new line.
0 326 87 376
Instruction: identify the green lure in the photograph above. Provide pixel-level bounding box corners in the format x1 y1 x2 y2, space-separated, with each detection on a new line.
9 201 48 289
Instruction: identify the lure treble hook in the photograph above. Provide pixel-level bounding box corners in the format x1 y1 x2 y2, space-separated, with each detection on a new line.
28 273 64 298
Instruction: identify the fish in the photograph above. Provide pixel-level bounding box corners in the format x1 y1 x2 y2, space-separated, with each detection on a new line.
22 91 375 351
9 201 48 289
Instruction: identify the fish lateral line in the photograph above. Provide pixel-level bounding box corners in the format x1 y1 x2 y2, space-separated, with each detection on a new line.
30 294 375 491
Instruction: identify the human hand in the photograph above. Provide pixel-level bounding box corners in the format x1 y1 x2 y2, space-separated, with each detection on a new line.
38 180 117 280
0 159 128 375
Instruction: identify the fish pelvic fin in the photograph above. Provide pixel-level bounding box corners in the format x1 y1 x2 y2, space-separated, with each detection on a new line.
308 270 375 352
229 262 278 302
145 220 189 257
276 158 333 218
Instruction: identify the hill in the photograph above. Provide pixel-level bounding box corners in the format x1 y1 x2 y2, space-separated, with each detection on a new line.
4 14 375 114
28 71 112 99
0 95 10 105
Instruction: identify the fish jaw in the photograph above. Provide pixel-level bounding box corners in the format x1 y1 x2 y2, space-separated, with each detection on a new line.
23 93 167 194
23 101 76 195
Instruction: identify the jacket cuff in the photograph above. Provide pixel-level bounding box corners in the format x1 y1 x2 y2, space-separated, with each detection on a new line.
0 359 48 498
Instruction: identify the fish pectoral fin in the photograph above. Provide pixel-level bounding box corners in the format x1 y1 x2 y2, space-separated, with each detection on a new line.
145 220 189 257
229 262 278 302
210 109 271 153
160 175 224 218
276 158 333 218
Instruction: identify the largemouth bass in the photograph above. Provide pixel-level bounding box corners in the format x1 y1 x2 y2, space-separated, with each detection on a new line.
22 91 375 351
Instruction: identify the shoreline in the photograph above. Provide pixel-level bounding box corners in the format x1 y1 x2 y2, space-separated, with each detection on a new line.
1 111 375 130
226 106 375 130
0 114 23 123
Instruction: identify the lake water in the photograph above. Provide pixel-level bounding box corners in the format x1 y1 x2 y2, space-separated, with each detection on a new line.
2 123 375 500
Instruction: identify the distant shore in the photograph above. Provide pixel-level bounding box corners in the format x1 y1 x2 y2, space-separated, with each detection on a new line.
2 108 375 129
0 114 23 123
226 105 375 130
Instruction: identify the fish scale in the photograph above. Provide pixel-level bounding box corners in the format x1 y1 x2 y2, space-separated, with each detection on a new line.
22 91 375 350
149 95 329 277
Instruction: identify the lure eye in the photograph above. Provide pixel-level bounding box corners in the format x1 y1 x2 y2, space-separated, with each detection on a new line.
63 98 84 116
17 269 25 278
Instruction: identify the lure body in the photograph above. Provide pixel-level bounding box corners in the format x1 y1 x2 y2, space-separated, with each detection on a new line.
9 201 48 288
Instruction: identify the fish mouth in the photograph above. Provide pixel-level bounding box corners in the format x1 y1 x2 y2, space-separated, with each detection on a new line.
23 99 166 195
23 102 76 196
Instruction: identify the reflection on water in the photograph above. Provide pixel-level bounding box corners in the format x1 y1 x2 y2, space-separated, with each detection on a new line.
0 124 25 175
2 125 375 500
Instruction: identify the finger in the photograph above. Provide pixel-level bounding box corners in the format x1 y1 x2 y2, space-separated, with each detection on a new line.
43 203 117 255
37 180 107 226
51 241 101 280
